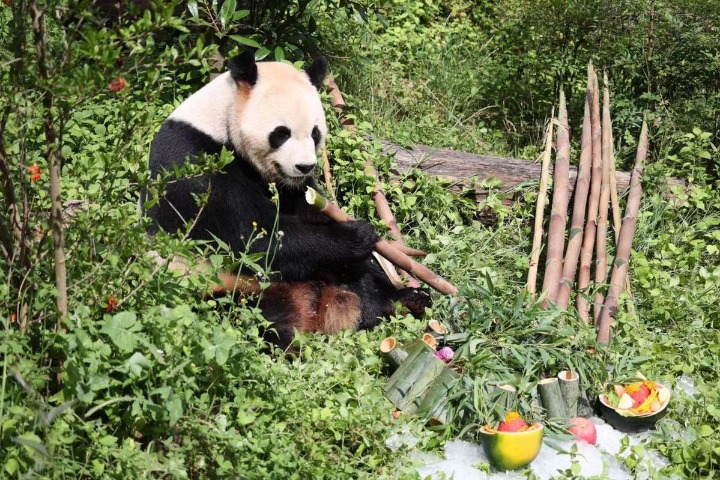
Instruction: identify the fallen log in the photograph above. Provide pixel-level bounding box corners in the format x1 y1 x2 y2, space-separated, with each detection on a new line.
382 142 684 203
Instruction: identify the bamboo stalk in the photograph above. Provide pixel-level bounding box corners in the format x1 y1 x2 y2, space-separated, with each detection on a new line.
399 357 446 414
537 377 567 421
558 370 580 418
542 91 571 304
556 70 594 310
321 145 335 200
593 77 614 324
324 77 420 287
380 337 408 370
418 367 461 422
527 114 555 298
597 121 648 347
384 341 430 405
306 187 459 296
604 73 634 304
577 65 603 323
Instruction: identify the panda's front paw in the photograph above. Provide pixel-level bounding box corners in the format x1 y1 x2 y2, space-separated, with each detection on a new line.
330 220 379 261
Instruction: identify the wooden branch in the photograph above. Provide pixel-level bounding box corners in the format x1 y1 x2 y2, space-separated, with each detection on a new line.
542 91 570 303
556 70 593 310
577 66 603 323
32 2 67 320
597 121 648 347
527 115 554 298
383 142 683 204
593 77 613 324
306 187 458 296
326 76 420 287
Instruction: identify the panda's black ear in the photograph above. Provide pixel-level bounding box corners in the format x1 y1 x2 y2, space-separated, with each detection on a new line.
305 57 329 90
229 50 258 87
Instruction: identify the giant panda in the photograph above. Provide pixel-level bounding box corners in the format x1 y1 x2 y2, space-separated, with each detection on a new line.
146 51 431 348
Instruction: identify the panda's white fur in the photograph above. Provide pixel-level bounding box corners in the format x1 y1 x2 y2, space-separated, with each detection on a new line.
169 62 327 186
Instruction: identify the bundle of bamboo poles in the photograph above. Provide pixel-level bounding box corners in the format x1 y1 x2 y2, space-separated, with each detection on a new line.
527 63 649 347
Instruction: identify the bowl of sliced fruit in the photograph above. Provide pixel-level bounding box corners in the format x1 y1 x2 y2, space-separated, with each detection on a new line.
479 412 544 470
598 376 671 433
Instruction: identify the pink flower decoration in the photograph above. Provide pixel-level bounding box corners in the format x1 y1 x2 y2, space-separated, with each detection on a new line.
435 346 454 362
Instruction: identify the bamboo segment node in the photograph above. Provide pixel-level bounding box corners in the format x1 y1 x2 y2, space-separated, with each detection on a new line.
558 370 580 418
537 377 567 421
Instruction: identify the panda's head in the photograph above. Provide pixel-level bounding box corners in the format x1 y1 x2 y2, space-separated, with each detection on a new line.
227 51 329 187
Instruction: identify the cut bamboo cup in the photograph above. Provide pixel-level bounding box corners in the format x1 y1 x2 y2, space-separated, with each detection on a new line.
558 370 580 418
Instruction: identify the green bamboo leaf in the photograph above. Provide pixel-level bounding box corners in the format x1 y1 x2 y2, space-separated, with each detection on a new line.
274 46 285 61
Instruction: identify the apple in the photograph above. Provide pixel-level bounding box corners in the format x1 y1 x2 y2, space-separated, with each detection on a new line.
497 412 528 432
567 417 597 445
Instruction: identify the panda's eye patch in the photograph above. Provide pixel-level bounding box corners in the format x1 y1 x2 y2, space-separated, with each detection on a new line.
311 126 322 146
269 126 291 149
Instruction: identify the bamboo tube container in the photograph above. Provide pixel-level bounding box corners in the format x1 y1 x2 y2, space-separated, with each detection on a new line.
305 187 458 296
542 92 571 304
380 337 408 370
593 78 614 324
538 377 567 421
556 69 594 310
422 333 438 349
577 66 603 323
597 121 648 347
527 115 555 298
558 370 580 418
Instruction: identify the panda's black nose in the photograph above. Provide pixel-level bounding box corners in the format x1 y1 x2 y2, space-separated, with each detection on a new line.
296 164 315 174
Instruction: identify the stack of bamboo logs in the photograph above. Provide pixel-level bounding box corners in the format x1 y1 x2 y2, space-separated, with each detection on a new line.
381 330 462 425
527 63 649 348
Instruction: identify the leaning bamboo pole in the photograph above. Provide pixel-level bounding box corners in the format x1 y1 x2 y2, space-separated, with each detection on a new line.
556 71 594 310
325 76 421 288
305 187 458 296
593 75 614 324
604 72 634 303
541 91 571 303
597 121 648 347
527 114 555 298
577 65 603 323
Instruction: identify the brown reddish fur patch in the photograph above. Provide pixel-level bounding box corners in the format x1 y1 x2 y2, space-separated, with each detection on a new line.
314 285 361 334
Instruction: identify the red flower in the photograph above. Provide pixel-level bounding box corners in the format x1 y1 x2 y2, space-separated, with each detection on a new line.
27 164 42 182
2 0 10 6
106 295 117 313
10 312 17 323
108 77 127 92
